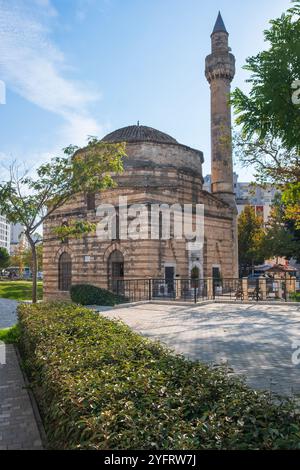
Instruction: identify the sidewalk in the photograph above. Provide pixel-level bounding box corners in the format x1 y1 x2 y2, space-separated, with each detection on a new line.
0 345 43 450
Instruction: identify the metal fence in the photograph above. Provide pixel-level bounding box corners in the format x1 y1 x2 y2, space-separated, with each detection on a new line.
110 278 209 303
109 277 298 304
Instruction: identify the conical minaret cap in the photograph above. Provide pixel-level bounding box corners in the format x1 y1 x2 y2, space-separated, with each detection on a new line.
212 11 228 35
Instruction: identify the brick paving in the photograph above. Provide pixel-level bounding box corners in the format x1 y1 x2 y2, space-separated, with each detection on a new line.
0 300 43 450
101 302 300 397
0 345 43 450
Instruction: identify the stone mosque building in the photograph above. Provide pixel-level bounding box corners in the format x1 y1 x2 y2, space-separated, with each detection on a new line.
43 13 239 300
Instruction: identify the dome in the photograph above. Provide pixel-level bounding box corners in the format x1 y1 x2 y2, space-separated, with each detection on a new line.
102 125 178 145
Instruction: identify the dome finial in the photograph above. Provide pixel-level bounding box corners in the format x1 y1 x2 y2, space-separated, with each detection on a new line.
137 120 140 126
212 11 228 34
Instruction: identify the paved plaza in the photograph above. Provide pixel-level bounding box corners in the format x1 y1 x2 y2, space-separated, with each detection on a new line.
101 302 300 397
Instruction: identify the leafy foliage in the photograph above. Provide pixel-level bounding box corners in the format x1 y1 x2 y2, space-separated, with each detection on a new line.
232 2 300 234
238 206 265 274
18 302 300 450
10 244 43 272
70 284 126 306
282 183 300 229
0 247 10 269
233 134 300 232
233 133 300 186
54 221 97 242
0 138 126 302
261 196 300 262
232 1 300 151
290 292 300 302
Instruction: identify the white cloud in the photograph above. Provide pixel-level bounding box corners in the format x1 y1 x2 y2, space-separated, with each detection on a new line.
34 0 58 17
0 0 103 148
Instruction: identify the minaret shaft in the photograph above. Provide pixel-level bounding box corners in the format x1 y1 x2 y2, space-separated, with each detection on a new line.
205 12 239 278
205 13 235 206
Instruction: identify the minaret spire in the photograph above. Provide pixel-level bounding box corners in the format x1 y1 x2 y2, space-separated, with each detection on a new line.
212 11 228 35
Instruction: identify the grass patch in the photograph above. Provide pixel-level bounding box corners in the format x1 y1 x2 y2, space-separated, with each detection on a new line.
0 281 43 301
18 302 300 450
0 325 20 343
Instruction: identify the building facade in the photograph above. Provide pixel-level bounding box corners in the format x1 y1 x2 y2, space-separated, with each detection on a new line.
43 13 239 300
10 223 29 254
204 173 280 223
0 215 10 252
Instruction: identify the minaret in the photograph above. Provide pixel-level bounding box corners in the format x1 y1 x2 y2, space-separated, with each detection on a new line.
205 12 236 207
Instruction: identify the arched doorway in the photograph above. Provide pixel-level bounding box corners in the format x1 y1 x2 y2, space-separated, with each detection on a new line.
108 250 124 294
58 252 72 291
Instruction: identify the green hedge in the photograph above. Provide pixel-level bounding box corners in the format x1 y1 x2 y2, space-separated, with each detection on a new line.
290 292 300 302
18 303 300 450
70 284 126 306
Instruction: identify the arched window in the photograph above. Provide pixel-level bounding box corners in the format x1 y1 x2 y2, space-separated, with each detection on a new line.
58 252 72 291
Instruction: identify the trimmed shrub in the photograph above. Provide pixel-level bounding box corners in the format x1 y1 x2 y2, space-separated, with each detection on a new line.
290 292 300 302
18 302 300 450
70 284 126 306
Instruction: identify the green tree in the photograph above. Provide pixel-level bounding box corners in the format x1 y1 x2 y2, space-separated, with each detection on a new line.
233 133 300 230
232 1 300 231
262 196 300 262
10 245 25 274
232 1 300 151
0 138 126 303
23 244 43 272
238 206 265 275
0 247 10 270
282 183 300 229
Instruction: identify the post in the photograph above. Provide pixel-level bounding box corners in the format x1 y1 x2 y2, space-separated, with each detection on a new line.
275 274 283 300
242 277 248 301
207 277 214 300
175 278 181 301
259 276 267 301
148 278 152 301
289 276 297 294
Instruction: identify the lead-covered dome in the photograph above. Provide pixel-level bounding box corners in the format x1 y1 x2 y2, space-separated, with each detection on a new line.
102 125 178 145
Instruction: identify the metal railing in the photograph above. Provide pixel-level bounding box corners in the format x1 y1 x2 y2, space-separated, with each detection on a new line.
109 276 298 304
110 278 210 303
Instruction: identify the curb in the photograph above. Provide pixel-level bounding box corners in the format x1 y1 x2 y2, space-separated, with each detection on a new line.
14 345 48 450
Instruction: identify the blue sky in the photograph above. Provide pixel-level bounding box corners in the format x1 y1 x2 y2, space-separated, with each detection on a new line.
0 0 291 181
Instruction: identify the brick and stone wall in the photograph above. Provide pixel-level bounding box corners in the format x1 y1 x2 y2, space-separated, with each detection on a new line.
43 141 237 300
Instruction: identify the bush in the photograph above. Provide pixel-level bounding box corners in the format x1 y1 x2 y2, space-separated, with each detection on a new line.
70 284 126 306
18 302 300 450
290 292 300 302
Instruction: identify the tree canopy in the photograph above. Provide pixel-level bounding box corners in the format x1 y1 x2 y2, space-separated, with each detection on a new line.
232 1 300 233
232 1 300 151
0 138 126 302
0 247 10 269
238 206 265 274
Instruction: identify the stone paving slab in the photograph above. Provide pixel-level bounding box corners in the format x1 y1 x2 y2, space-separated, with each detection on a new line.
0 299 18 329
101 302 300 397
0 345 43 450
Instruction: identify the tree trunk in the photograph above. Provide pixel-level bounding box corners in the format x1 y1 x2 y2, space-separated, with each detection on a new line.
27 235 38 304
